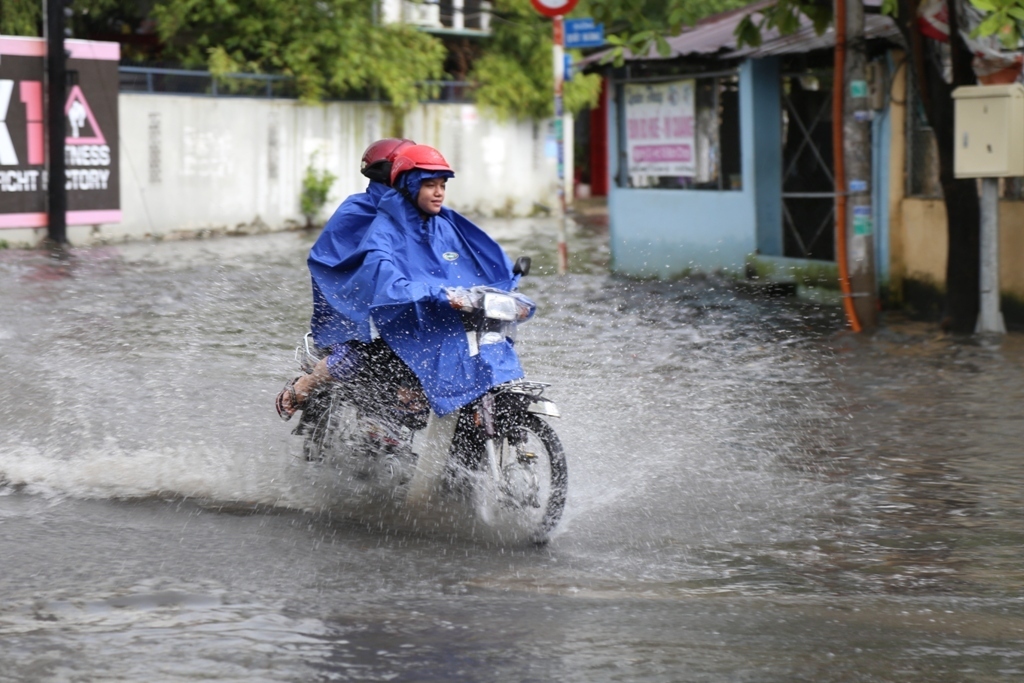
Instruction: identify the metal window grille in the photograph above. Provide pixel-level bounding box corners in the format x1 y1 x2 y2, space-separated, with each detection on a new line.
780 69 836 261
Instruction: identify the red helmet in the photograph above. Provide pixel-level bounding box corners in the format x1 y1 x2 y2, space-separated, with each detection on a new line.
389 144 454 186
360 138 415 184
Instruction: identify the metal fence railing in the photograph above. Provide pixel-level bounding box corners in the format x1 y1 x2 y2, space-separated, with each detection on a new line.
419 80 475 103
118 66 295 98
118 66 475 103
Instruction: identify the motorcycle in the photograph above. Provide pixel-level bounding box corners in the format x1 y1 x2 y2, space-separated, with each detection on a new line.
289 259 567 543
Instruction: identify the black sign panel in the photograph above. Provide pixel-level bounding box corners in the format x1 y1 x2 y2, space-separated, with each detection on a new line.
0 36 120 228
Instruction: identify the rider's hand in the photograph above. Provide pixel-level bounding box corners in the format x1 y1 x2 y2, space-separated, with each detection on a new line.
448 291 473 312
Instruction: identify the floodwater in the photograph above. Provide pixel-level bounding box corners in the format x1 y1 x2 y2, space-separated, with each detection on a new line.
1 217 1023 682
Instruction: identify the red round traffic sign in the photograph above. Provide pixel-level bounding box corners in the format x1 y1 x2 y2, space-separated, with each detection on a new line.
530 0 579 17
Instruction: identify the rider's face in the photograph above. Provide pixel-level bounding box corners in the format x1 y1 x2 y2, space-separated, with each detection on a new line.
417 177 446 215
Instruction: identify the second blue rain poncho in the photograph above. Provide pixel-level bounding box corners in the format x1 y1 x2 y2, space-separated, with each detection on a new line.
308 180 390 341
307 169 527 415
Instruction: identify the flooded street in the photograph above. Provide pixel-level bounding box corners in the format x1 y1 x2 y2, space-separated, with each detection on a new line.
1 219 1023 682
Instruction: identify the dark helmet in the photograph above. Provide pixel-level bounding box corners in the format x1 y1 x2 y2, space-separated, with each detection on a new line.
388 144 454 186
360 138 416 184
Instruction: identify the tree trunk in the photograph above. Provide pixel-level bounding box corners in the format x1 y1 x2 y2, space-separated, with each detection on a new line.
897 0 980 332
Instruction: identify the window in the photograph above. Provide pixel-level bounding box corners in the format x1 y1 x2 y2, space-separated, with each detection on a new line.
617 74 741 190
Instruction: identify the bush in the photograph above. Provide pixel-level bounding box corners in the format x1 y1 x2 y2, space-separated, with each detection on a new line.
300 156 337 228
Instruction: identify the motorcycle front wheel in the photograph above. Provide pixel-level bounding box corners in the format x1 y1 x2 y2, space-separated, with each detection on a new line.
484 413 568 544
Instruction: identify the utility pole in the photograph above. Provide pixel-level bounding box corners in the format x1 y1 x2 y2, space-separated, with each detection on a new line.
951 82 1021 335
843 0 877 328
45 0 68 246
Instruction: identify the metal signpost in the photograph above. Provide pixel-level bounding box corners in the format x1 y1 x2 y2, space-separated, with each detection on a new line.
530 0 579 275
46 0 68 245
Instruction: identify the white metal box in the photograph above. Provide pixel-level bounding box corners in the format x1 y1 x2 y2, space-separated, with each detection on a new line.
953 83 1024 178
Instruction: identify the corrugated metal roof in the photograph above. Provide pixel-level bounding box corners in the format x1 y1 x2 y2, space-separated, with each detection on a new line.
578 0 900 68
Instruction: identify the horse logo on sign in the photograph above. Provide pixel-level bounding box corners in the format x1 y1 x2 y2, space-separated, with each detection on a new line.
64 85 106 145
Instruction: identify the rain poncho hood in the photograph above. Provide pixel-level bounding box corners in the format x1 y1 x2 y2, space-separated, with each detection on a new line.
309 180 388 353
308 180 389 279
308 169 525 415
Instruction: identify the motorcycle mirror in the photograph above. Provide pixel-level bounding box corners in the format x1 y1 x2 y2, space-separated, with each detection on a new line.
513 256 532 277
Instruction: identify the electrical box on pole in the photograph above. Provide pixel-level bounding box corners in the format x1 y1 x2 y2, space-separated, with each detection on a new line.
952 83 1022 334
953 83 1024 178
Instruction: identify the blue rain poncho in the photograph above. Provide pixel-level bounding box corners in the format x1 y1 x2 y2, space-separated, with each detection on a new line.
307 169 527 415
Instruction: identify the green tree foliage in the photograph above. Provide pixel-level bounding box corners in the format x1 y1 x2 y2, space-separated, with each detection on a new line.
3 0 619 120
6 1 442 104
471 0 603 120
968 0 1024 46
150 0 447 106
1 0 143 38
1 0 41 36
734 0 831 48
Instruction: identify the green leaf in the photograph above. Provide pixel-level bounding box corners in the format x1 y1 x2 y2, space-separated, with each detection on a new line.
734 15 763 48
777 9 800 35
998 23 1021 47
654 34 672 57
969 0 999 12
975 13 1007 37
804 5 833 35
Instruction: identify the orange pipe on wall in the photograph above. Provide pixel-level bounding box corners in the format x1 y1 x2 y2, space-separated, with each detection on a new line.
833 0 863 332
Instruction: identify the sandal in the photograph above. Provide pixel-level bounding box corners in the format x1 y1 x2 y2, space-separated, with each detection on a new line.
275 377 306 421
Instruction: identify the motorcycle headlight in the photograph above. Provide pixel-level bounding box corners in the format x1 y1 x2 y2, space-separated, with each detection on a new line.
483 293 519 321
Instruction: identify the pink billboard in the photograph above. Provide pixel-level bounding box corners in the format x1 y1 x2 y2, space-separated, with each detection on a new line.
0 36 121 229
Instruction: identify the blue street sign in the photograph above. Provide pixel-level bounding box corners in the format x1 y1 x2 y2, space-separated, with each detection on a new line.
564 18 605 49
564 53 573 81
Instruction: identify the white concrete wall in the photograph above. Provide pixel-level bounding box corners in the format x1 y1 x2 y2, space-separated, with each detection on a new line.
1 94 562 246
403 104 567 216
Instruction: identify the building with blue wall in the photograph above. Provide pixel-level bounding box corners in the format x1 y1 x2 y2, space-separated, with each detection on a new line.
586 3 902 284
